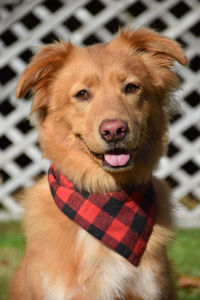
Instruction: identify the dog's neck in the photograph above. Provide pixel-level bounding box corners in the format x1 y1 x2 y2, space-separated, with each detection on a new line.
48 160 153 195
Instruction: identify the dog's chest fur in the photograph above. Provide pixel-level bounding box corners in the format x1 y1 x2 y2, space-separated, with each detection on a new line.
41 227 163 300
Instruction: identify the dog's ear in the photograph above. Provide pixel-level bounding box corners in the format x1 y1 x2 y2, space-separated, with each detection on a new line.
118 28 187 94
119 28 187 66
16 42 72 116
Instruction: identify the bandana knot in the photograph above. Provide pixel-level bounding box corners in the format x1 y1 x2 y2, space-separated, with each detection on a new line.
48 165 156 266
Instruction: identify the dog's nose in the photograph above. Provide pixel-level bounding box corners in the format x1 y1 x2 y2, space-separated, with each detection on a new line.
100 119 128 143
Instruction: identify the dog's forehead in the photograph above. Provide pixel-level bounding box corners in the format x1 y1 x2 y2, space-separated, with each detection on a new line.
70 42 132 72
62 41 141 84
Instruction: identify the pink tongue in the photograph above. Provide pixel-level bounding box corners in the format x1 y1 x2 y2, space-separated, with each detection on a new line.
104 153 130 167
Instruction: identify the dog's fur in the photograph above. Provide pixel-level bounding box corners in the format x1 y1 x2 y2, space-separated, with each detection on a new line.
11 28 187 300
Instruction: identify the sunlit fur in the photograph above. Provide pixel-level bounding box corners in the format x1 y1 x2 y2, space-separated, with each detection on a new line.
11 28 187 300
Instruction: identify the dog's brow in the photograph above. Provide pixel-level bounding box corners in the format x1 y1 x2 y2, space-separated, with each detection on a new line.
79 74 100 87
108 69 139 85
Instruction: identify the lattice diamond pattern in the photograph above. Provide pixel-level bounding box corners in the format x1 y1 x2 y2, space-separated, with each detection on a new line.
0 0 199 226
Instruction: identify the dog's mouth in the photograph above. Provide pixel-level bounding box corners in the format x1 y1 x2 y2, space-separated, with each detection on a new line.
89 147 138 171
77 134 138 171
103 149 133 170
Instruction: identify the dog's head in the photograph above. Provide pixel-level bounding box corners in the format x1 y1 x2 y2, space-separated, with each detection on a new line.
16 28 187 192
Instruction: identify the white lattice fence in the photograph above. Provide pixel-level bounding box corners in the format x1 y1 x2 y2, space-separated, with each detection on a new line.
0 0 200 226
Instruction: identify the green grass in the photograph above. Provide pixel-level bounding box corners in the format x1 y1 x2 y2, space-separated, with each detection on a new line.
0 222 25 300
0 223 200 300
168 229 200 300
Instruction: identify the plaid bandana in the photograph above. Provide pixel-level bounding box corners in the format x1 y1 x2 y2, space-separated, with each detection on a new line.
48 165 156 266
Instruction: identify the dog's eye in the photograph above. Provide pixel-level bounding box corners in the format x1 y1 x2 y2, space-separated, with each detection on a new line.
124 83 140 95
75 90 90 101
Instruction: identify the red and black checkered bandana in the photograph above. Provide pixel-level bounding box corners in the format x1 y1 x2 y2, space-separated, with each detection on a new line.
48 165 156 266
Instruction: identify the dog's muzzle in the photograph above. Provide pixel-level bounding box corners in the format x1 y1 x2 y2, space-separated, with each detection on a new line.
99 119 134 169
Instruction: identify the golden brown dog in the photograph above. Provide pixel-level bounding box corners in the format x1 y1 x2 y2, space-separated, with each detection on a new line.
11 28 187 300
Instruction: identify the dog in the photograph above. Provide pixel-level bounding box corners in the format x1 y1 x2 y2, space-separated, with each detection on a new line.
11 28 187 300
